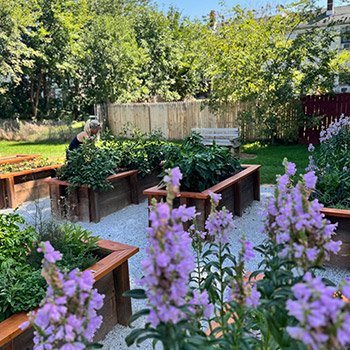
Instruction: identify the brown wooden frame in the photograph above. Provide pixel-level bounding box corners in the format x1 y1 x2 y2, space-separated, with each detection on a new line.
46 168 161 223
0 165 62 209
143 164 261 231
0 154 41 166
320 207 350 268
0 239 139 350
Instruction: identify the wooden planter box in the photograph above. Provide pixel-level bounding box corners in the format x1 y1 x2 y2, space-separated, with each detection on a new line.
0 239 139 350
321 207 350 269
46 168 161 223
0 154 41 166
0 165 62 209
143 164 261 232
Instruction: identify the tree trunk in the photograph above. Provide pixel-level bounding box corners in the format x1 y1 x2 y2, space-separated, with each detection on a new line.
32 74 43 119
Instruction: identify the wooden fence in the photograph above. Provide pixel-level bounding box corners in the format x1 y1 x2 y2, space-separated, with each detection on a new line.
107 101 246 140
106 94 350 143
298 93 350 144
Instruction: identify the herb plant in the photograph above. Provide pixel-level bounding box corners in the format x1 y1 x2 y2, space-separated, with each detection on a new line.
307 115 350 209
161 131 242 192
0 213 100 322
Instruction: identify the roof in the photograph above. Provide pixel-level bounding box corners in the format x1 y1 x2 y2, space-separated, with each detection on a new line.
301 5 350 28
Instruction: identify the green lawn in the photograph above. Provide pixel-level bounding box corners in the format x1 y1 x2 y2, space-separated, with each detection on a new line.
240 142 310 184
0 140 69 159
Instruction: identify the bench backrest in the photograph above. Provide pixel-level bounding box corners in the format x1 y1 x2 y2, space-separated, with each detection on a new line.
192 128 239 139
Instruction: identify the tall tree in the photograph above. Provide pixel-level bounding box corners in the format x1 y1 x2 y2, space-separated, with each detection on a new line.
202 1 350 142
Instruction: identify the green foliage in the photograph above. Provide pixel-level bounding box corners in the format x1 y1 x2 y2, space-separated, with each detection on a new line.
57 138 119 191
309 121 350 209
202 2 350 142
103 127 166 177
161 132 242 192
0 211 37 267
0 212 100 322
27 221 100 271
0 263 46 322
0 157 61 174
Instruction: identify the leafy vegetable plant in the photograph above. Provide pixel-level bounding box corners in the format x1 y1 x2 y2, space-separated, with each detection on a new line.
0 213 100 322
58 137 119 191
161 131 242 192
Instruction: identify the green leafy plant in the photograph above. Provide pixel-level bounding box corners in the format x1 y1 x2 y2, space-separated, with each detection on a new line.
0 212 100 323
57 138 120 192
161 131 242 192
308 116 350 209
101 126 167 177
27 221 100 272
0 157 62 174
0 211 37 267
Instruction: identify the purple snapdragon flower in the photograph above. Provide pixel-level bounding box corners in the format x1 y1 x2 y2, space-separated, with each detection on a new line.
303 171 317 189
20 242 104 349
139 168 209 327
164 166 182 187
308 143 315 152
205 208 234 244
246 284 261 308
287 272 350 350
37 241 62 264
262 161 340 269
238 237 255 262
319 115 350 142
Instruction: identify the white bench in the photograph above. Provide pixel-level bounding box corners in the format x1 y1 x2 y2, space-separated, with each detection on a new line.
192 128 241 155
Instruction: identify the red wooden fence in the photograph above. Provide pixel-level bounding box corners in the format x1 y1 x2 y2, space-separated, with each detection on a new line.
298 93 350 145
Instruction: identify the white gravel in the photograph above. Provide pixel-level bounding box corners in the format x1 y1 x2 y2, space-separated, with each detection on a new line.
1 186 349 350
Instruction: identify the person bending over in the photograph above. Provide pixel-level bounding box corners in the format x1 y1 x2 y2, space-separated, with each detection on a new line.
66 119 100 159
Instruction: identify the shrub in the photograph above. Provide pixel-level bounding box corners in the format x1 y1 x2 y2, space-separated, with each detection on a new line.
307 115 350 209
161 131 242 192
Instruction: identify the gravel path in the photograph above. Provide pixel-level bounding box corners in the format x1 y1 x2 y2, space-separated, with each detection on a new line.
1 186 349 350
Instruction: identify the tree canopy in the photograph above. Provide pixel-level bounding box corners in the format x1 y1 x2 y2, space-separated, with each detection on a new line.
0 0 348 131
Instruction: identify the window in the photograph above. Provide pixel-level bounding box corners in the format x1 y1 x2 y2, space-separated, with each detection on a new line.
341 27 350 44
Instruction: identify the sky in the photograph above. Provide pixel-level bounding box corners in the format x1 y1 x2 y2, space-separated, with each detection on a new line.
153 0 345 20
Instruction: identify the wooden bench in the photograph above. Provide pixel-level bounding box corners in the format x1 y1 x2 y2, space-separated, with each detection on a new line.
191 128 241 155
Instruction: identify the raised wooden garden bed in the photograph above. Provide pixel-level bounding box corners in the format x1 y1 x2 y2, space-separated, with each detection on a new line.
0 165 62 209
0 239 139 350
46 168 161 223
0 154 41 166
143 164 261 231
320 207 350 269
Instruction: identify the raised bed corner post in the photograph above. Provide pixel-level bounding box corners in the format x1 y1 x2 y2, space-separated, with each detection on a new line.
113 261 132 326
89 189 101 223
129 172 139 205
253 168 260 201
5 177 16 208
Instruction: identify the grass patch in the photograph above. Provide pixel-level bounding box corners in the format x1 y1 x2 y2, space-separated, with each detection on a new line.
241 141 310 184
0 141 69 159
